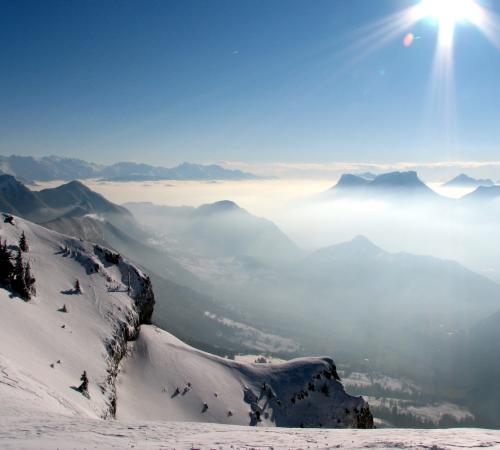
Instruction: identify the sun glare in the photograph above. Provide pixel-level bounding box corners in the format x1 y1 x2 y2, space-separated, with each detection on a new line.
414 0 481 47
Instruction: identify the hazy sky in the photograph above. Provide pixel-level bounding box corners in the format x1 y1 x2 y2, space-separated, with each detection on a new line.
1 0 500 165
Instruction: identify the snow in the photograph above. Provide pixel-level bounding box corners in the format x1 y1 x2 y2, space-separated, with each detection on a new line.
0 215 370 434
0 218 140 419
342 372 420 396
203 311 300 353
2 215 499 449
1 414 500 449
117 325 368 428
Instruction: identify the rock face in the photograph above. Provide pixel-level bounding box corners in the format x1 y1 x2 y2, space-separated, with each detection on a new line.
93 244 155 326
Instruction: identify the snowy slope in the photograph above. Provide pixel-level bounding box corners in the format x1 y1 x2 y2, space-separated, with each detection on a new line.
0 214 372 432
117 325 372 427
0 215 154 419
1 415 500 449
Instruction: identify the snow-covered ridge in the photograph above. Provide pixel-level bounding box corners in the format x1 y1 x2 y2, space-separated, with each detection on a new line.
0 214 154 419
0 214 373 431
117 325 372 428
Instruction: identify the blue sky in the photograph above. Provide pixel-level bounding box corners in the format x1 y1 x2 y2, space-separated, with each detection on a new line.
1 0 500 166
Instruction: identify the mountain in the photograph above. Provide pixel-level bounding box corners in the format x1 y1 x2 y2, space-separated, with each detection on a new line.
443 173 495 188
293 235 500 331
0 155 260 182
100 161 260 181
0 215 373 429
0 176 303 358
125 201 304 267
37 180 129 216
0 214 155 420
0 175 131 221
0 175 49 219
462 185 500 202
326 171 439 200
0 155 100 182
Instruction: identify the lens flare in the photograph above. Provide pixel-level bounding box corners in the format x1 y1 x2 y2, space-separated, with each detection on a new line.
403 32 415 47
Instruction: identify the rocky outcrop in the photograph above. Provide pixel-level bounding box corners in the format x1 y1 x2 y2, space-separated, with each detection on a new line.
91 245 155 418
93 245 155 326
240 359 373 429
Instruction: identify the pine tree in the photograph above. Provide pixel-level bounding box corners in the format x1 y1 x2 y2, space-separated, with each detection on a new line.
19 231 28 252
78 370 89 395
0 240 13 285
23 261 36 299
11 250 28 300
74 279 81 294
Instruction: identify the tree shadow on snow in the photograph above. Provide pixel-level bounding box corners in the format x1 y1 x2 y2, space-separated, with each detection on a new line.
60 289 79 295
70 386 90 399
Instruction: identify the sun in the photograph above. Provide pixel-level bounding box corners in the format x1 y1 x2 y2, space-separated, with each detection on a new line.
413 0 481 47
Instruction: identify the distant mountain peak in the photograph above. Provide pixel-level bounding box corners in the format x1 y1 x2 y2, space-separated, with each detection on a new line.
54 180 91 195
196 200 242 215
337 235 383 254
329 171 436 198
370 171 422 187
444 173 495 188
334 174 370 189
349 234 376 246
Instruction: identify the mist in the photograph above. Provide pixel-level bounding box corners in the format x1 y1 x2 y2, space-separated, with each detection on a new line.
18 174 500 427
35 177 500 283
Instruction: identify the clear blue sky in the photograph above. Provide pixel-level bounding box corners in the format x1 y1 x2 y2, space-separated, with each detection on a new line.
1 0 499 165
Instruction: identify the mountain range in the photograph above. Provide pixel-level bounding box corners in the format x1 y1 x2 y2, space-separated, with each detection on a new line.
324 170 500 203
0 174 286 357
0 155 260 182
3 174 500 426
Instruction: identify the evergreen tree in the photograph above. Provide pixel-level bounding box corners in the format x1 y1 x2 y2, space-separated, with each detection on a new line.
10 250 35 301
74 279 81 294
23 261 36 299
11 250 28 299
19 231 28 252
78 370 89 395
0 240 13 285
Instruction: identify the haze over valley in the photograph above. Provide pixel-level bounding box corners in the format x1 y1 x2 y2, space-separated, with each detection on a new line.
3 159 500 433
